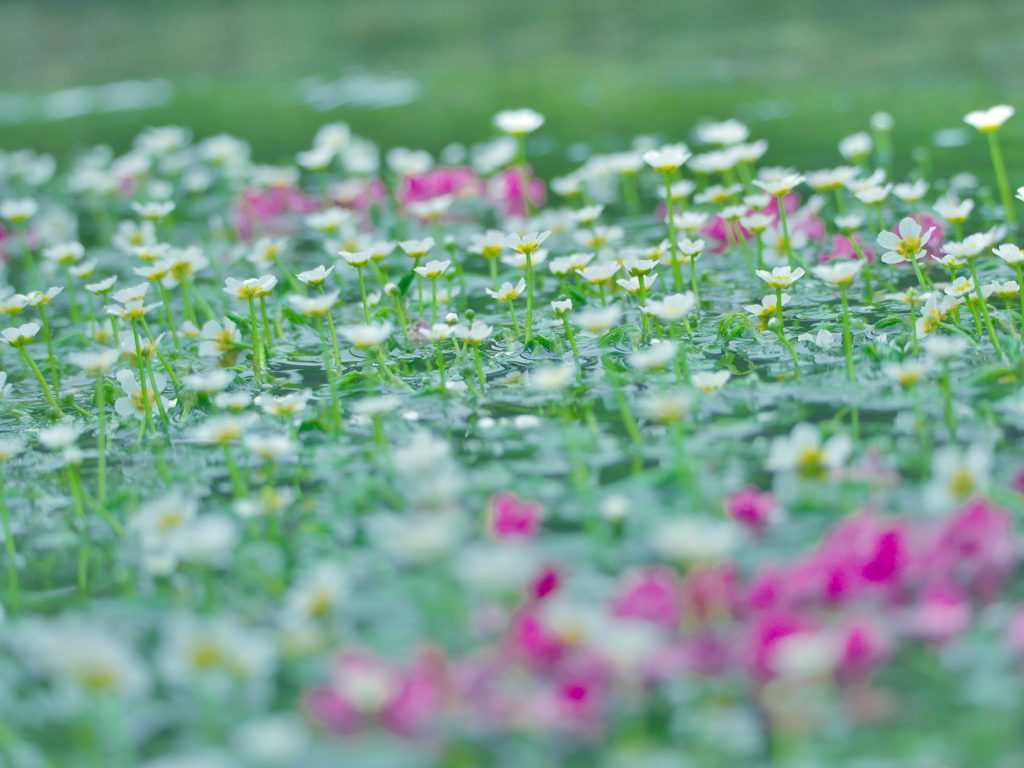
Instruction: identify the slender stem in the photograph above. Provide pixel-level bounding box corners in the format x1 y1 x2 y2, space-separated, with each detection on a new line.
247 295 263 383
940 362 956 437
431 278 438 325
508 301 520 336
664 173 683 290
158 283 181 350
20 347 64 416
222 443 247 498
988 131 1016 226
840 284 855 380
96 375 107 503
968 257 1004 358
525 252 535 341
67 463 89 594
358 268 371 323
130 320 154 433
1016 264 1024 341
563 318 580 362
472 345 486 392
38 306 60 392
777 196 794 269
0 473 18 614
435 347 448 394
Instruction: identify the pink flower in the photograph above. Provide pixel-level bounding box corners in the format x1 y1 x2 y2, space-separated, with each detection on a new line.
530 564 562 601
534 653 613 735
234 185 320 241
819 234 876 263
919 498 1014 599
487 492 543 540
746 610 817 679
835 619 891 685
1005 606 1024 654
304 649 448 739
724 485 775 535
507 608 564 668
330 177 388 213
612 567 682 629
910 583 971 644
490 167 546 218
681 564 740 623
399 166 485 205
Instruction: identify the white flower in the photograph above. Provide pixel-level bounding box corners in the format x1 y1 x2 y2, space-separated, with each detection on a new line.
934 195 974 224
468 230 507 259
642 292 696 322
192 415 246 444
0 198 38 222
752 174 804 196
260 390 312 418
629 341 677 371
297 265 334 285
964 105 1015 132
650 518 739 562
68 348 119 375
922 334 969 361
766 422 851 478
288 292 338 317
339 322 392 349
924 443 992 513
131 200 175 221
223 275 277 300
883 359 932 388
42 241 85 264
530 363 576 391
338 250 372 267
811 260 864 286
691 370 731 392
893 180 929 202
453 321 493 344
877 217 935 264
572 306 622 333
994 243 1024 266
640 391 692 423
642 144 691 173
115 369 171 420
2 322 41 347
38 425 82 450
503 230 551 254
398 238 435 258
755 266 805 289
183 369 235 394
413 259 451 279
580 262 620 284
838 132 873 161
551 299 573 317
485 279 526 302
696 119 749 146
493 108 545 136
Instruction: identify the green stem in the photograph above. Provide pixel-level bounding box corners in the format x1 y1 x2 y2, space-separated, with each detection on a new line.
130 320 155 433
777 196 794 269
247 295 264 383
38 306 60 393
158 283 181 351
840 284 854 381
96 376 107 503
968 257 1004 358
525 252 535 341
472 345 486 392
0 474 18 614
20 347 64 417
988 131 1016 226
664 173 683 290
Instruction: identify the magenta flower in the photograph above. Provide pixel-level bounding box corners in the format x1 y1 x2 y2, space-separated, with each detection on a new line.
724 485 775 535
819 233 876 263
490 167 546 218
234 185 320 241
746 610 818 679
836 619 891 685
304 649 448 739
534 654 613 735
612 567 682 629
487 491 544 540
399 165 485 205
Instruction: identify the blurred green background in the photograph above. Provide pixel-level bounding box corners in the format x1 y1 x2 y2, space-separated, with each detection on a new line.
1 0 1023 178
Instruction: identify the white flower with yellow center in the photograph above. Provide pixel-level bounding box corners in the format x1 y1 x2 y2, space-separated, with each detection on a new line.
883 359 931 389
399 238 435 259
2 323 40 347
964 105 1015 132
692 370 732 392
756 266 805 289
288 292 338 317
643 292 696 322
413 259 451 280
131 200 175 221
753 174 804 197
877 217 934 264
766 422 851 479
642 144 691 174
453 321 493 345
485 279 526 303
42 241 84 265
339 322 393 349
0 198 38 223
297 265 334 286
811 260 864 286
493 108 545 136
994 243 1024 266
223 275 278 300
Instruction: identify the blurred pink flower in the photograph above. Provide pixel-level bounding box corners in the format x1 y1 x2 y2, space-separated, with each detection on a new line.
234 185 320 241
724 485 775 535
487 491 544 540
